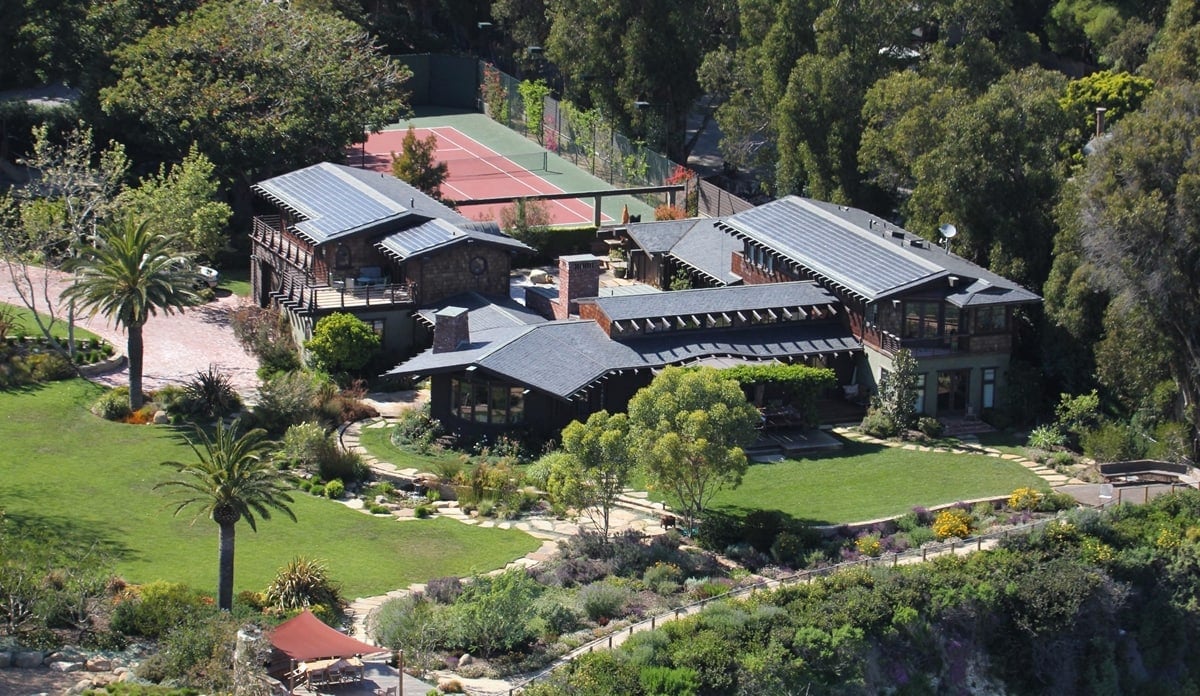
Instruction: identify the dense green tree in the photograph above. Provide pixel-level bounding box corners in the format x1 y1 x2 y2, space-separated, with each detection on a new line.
1142 0 1200 83
545 0 732 162
1059 70 1154 146
100 0 410 193
547 411 635 538
390 126 450 201
62 218 199 410
627 367 759 529
117 145 232 264
304 312 382 374
1077 83 1200 442
903 67 1070 288
156 422 296 611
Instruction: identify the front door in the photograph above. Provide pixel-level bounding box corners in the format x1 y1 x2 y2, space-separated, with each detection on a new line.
937 369 970 415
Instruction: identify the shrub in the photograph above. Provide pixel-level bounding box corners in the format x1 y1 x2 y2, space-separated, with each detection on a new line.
265 556 343 611
92 387 133 421
1037 491 1077 513
855 533 883 557
640 665 700 696
895 512 921 533
372 595 445 669
253 371 324 434
135 611 238 691
932 508 972 540
111 581 209 639
414 504 434 518
917 416 944 438
304 312 381 374
325 478 345 499
686 577 732 600
1048 450 1076 471
905 526 936 547
25 351 75 381
425 576 463 605
654 204 687 220
578 581 630 622
1027 424 1066 451
310 484 326 497
1082 422 1145 463
860 408 899 438
231 304 300 379
390 406 443 455
770 530 816 568
444 570 540 656
643 562 682 594
1008 487 1043 511
180 366 241 419
368 503 391 514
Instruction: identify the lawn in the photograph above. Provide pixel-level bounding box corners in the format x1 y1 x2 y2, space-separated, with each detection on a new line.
707 439 1049 525
358 421 468 472
216 263 252 298
971 430 1032 457
0 380 540 599
2 301 102 342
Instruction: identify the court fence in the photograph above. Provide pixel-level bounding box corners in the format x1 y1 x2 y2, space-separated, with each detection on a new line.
480 63 695 213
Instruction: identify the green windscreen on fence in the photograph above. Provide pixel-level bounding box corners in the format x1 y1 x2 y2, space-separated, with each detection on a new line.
396 54 479 110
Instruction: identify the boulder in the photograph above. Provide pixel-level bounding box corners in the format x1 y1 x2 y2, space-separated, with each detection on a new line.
86 656 113 672
459 653 475 667
50 661 82 672
153 410 170 424
15 651 43 668
67 678 93 695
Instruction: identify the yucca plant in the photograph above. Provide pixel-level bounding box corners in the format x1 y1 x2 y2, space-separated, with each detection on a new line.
182 365 242 419
266 556 343 612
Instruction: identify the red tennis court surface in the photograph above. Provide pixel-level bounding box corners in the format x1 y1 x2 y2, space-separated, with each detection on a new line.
359 127 608 226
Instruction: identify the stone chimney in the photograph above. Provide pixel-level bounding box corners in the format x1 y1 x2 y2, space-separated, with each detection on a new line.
433 306 469 352
551 254 601 320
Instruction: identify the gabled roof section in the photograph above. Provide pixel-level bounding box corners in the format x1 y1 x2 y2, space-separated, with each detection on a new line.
626 219 693 253
388 316 860 400
668 219 742 286
416 292 547 338
375 218 532 260
718 196 947 301
587 281 837 323
252 162 466 245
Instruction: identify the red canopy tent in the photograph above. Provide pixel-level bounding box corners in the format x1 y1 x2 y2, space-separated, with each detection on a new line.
270 609 382 662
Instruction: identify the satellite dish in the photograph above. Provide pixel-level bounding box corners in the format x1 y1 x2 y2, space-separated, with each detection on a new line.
938 223 958 239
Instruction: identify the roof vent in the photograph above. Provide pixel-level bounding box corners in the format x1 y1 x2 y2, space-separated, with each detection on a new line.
908 238 925 248
891 230 905 239
949 275 959 287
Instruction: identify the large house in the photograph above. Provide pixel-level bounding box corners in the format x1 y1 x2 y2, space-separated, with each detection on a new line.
386 196 1040 437
618 196 1041 418
249 162 531 357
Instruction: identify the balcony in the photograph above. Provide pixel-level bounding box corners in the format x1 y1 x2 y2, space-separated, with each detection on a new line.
251 216 314 275
879 330 967 357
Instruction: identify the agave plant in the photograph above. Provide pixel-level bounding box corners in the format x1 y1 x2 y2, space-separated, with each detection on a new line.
266 556 343 612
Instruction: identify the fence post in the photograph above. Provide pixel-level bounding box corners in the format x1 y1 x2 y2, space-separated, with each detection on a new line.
651 616 656 630
1117 488 1122 504
1144 486 1150 503
893 553 898 567
922 548 927 562
977 537 982 551
608 635 612 649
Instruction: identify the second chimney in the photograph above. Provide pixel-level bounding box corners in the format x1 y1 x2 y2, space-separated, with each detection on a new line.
552 254 601 320
432 306 469 352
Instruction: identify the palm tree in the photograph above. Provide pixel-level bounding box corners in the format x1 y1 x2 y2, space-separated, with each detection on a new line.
156 421 297 611
62 216 198 410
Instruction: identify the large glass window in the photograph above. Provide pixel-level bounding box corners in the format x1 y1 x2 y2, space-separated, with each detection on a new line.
903 301 940 338
974 306 1008 333
914 373 927 414
450 376 527 425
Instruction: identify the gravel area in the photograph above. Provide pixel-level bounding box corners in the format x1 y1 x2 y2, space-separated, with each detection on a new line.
0 264 260 397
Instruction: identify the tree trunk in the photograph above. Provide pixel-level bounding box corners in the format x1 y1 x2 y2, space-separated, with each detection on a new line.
127 322 144 410
218 520 236 612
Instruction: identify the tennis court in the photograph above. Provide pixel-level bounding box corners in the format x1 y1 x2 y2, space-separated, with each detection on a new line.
356 112 656 227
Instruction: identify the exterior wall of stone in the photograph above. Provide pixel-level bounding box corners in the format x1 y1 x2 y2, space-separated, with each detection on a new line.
409 245 511 305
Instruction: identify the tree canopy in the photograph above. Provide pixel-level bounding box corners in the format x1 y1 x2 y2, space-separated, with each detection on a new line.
391 126 449 201
99 0 411 186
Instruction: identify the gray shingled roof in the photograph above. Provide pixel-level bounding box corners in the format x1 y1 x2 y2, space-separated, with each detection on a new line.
668 219 742 285
252 163 466 245
719 196 947 301
373 218 530 260
807 200 1042 306
416 292 547 337
387 318 859 400
587 281 837 322
626 220 693 253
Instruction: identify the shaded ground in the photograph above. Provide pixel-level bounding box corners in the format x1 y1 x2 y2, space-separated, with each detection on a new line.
0 666 83 695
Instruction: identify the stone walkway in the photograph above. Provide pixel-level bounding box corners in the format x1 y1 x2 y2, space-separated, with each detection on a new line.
830 426 1082 487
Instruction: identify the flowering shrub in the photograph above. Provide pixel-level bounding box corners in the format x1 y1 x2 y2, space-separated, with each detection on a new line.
855 533 883 557
1080 537 1114 564
1008 487 1043 511
932 508 972 540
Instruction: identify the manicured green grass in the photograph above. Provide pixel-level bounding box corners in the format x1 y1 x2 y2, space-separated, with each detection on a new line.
708 439 1049 525
0 380 539 598
358 422 465 472
2 301 102 342
972 430 1031 457
217 264 252 298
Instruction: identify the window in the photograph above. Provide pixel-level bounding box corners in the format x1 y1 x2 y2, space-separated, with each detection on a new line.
367 319 385 337
914 373 927 414
903 301 940 338
974 306 1007 333
982 367 996 409
450 376 526 425
334 243 351 269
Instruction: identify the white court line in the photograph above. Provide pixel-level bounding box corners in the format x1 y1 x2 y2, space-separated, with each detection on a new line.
423 126 596 225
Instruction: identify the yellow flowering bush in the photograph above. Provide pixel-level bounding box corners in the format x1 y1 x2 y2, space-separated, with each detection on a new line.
855 533 883 557
1008 487 1043 511
1081 537 1115 564
932 508 972 540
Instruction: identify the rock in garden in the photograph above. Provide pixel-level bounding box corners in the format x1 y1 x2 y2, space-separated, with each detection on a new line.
67 678 93 695
15 651 43 668
153 410 169 424
50 661 82 672
87 656 113 672
459 653 474 667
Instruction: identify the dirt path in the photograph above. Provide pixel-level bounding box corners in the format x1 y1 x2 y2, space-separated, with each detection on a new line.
0 264 259 397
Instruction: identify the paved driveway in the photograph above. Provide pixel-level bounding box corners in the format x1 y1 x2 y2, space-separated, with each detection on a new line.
0 264 260 396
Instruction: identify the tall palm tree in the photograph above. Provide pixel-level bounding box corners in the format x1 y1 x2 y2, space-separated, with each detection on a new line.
62 216 198 410
156 421 296 611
